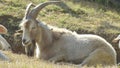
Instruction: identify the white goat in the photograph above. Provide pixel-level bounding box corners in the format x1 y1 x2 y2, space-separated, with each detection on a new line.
112 34 120 48
19 1 117 66
0 24 10 61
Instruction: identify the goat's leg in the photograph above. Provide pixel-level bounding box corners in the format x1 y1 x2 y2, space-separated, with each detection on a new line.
25 40 35 57
78 48 116 67
25 44 35 57
48 54 65 63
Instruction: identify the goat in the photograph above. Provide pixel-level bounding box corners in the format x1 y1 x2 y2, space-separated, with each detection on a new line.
0 24 10 61
19 1 117 66
112 34 120 48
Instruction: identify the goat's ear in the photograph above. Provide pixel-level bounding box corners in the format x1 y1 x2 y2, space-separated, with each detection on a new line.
0 25 7 34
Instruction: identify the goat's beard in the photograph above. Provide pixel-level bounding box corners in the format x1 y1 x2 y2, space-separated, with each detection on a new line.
24 40 36 57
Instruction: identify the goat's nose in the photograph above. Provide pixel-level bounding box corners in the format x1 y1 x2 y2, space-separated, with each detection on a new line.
22 39 26 44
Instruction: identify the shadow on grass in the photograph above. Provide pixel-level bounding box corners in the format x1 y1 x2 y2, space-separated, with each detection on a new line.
49 0 87 18
0 15 21 33
0 15 25 54
96 21 120 34
68 0 120 12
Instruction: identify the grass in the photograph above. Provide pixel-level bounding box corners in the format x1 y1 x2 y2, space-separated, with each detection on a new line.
0 51 118 68
0 0 120 34
0 51 76 68
0 0 120 68
38 0 120 34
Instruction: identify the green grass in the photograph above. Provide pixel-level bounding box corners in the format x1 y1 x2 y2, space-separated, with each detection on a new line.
0 0 120 34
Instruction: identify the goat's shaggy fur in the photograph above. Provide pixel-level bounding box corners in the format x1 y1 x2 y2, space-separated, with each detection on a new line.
20 1 117 66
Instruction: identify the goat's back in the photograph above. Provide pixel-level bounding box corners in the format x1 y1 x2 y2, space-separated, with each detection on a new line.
53 33 116 63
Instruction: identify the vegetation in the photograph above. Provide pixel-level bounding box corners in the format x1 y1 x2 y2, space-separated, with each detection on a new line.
0 0 120 68
0 51 76 68
0 51 118 68
0 0 120 34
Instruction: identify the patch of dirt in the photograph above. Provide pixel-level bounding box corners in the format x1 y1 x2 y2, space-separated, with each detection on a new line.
0 15 25 54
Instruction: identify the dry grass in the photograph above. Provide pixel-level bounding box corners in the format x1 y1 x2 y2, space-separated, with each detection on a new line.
0 51 76 68
0 51 118 68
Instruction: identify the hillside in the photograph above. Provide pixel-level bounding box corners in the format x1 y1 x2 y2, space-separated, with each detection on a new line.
0 0 120 34
0 0 120 67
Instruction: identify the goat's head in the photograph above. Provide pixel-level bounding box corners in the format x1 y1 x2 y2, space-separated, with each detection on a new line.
19 1 61 46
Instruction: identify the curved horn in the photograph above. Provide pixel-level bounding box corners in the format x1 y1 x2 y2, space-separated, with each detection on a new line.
24 3 34 19
29 1 61 19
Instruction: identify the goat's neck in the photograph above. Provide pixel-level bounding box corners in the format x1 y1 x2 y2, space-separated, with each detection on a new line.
36 22 53 51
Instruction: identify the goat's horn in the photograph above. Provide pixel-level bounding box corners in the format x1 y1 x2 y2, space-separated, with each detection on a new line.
29 1 61 19
25 3 34 19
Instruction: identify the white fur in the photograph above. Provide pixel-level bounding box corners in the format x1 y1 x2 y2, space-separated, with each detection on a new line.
0 35 11 51
35 43 40 58
23 21 117 66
